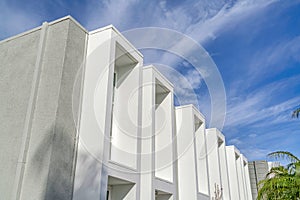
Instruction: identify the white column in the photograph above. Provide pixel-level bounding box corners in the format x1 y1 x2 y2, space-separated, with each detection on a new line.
140 65 177 200
206 128 222 197
244 164 253 200
140 67 155 200
242 155 253 200
175 106 198 200
74 28 113 200
236 155 246 200
218 139 231 200
225 146 241 200
195 117 209 196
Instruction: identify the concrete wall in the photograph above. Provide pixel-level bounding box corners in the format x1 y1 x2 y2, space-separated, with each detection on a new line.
0 17 87 200
0 22 41 200
248 161 269 200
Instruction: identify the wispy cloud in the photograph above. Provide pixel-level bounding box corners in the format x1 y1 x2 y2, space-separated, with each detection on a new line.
242 148 270 161
185 0 278 43
226 75 300 128
153 64 202 106
246 36 300 83
85 0 277 42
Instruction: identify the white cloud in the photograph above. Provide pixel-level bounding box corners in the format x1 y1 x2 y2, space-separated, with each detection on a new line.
248 133 257 138
85 0 277 41
154 64 201 106
246 36 300 82
242 148 270 161
225 75 300 128
228 138 243 145
184 0 277 43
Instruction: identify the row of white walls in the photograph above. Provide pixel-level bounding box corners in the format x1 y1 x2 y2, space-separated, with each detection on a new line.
176 106 252 200
142 65 253 200
73 24 253 200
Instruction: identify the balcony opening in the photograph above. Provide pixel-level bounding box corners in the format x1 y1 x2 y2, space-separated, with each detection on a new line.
235 153 240 160
155 189 173 200
110 43 139 169
218 137 224 147
154 79 173 182
106 176 136 200
194 115 202 132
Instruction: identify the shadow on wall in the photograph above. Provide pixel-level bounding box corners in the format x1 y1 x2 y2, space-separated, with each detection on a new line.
32 124 74 200
32 124 99 200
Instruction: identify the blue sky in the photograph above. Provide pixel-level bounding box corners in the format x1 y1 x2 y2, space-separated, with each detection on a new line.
1 0 300 161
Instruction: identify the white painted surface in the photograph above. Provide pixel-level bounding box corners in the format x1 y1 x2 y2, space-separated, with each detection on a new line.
74 26 143 200
140 67 155 200
243 161 253 200
152 67 175 183
206 128 222 197
155 91 173 182
240 155 252 200
140 66 177 200
218 137 231 200
195 115 209 196
110 45 140 169
237 155 246 200
111 184 136 200
226 146 241 200
175 106 199 200
73 29 112 200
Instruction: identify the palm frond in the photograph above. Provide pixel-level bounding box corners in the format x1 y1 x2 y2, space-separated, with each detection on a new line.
266 166 287 178
259 151 300 199
268 151 300 163
295 162 300 177
287 163 296 175
292 107 300 118
257 175 300 200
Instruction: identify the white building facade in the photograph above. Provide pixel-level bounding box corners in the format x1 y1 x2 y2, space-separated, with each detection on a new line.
0 16 252 200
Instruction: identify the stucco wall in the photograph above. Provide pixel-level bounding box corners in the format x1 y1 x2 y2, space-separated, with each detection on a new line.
0 17 87 200
0 26 41 200
248 161 269 200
